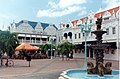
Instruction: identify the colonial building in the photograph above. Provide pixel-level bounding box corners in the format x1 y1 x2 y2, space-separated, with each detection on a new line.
58 6 120 60
9 20 58 46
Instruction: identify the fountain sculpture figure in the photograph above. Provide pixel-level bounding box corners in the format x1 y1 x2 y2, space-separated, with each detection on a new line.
87 17 112 76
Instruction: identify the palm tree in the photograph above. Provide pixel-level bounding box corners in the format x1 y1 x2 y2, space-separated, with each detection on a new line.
0 31 19 66
5 33 19 58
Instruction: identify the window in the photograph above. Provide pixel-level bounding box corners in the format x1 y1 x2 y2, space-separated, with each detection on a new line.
83 33 85 37
106 28 109 35
112 27 116 34
64 33 67 39
103 17 109 20
66 24 69 28
91 33 93 36
90 19 92 23
59 36 60 42
79 33 81 38
75 34 77 39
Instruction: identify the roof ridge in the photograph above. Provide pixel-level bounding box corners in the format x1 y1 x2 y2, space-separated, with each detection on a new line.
14 20 58 30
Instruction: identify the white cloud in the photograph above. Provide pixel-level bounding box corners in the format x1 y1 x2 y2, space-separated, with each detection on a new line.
37 6 84 18
98 0 119 13
0 13 18 30
103 0 119 10
96 0 119 13
36 0 87 18
58 0 86 9
0 14 17 20
48 1 58 9
78 9 87 16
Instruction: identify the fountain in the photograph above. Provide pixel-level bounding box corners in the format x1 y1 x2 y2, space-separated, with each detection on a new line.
58 17 119 79
87 17 111 76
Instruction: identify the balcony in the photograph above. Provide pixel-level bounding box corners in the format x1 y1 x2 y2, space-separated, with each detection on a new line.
18 39 47 45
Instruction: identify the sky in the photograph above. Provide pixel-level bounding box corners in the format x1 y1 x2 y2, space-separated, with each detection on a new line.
0 0 119 30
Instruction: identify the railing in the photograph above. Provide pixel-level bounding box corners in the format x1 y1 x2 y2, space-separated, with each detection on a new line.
18 39 47 45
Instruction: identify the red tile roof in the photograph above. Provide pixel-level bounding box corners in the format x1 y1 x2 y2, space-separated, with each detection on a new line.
95 6 119 18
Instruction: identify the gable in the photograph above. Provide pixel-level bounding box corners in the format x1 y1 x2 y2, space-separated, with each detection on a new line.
28 21 37 29
103 11 111 18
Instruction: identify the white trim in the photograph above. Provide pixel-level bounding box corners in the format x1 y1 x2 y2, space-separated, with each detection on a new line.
41 36 47 38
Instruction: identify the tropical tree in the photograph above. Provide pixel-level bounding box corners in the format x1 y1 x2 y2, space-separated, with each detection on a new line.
39 44 55 54
5 32 19 57
0 31 19 66
57 42 74 60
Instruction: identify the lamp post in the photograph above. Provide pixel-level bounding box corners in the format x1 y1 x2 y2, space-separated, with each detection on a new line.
50 35 53 59
79 17 93 69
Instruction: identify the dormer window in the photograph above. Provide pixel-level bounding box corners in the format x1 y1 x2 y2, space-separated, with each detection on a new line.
103 11 111 21
66 24 69 28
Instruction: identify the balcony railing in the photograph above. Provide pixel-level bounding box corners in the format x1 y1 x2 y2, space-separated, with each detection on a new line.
18 39 48 45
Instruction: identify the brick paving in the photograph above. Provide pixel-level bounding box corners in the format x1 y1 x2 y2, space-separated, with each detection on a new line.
0 58 119 79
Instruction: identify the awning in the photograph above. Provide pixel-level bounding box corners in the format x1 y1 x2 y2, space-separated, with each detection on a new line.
102 42 117 49
82 41 97 45
75 42 117 49
75 44 84 49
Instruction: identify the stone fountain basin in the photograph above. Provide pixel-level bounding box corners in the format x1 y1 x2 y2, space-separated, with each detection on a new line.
59 69 119 79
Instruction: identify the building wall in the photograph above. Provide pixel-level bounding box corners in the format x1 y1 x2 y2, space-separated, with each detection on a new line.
44 25 57 35
34 23 43 34
14 22 34 33
9 20 58 46
58 6 120 60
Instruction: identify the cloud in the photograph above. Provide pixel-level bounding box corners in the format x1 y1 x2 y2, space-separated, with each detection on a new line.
48 1 58 9
37 6 85 18
103 0 119 10
0 13 18 30
36 0 87 18
58 0 86 9
0 13 18 20
97 0 119 13
78 9 87 16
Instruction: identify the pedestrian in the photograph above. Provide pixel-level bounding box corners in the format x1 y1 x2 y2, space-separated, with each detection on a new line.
66 51 69 61
69 50 73 59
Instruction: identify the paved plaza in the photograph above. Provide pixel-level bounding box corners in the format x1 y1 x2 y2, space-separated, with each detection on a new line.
0 58 119 79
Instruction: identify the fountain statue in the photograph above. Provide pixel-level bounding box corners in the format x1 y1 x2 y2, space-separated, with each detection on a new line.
87 17 112 76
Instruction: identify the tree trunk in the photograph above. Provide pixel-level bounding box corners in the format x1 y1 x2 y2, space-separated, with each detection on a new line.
0 57 3 66
5 56 9 66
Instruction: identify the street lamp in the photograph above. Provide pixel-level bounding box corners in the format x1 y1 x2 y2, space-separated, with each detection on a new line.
79 17 93 69
50 35 53 59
